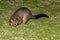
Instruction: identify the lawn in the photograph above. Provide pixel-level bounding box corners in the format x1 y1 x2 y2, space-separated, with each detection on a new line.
0 0 60 40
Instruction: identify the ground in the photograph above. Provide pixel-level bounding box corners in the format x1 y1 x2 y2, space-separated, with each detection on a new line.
0 0 60 40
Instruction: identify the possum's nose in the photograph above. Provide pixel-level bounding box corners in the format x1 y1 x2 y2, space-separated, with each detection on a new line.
14 24 17 26
14 22 19 26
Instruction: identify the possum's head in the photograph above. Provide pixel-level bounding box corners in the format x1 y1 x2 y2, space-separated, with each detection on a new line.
10 18 19 26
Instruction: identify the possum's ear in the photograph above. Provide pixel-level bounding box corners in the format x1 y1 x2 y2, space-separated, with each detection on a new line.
10 19 14 26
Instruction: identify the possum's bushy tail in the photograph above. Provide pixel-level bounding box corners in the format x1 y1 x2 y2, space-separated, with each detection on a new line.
31 14 49 19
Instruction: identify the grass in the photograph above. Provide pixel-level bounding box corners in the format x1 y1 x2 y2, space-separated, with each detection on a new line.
0 0 60 40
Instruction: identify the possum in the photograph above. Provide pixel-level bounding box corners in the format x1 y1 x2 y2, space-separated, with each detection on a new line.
9 7 49 26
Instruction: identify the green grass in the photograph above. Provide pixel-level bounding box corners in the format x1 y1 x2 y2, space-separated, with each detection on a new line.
0 0 60 40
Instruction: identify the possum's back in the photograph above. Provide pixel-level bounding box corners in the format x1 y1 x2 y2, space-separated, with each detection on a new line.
14 7 32 18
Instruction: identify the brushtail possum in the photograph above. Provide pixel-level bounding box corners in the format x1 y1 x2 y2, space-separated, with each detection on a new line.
9 7 49 26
